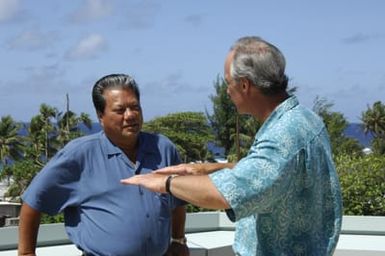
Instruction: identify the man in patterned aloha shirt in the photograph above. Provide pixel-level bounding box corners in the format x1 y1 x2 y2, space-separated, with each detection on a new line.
121 36 343 256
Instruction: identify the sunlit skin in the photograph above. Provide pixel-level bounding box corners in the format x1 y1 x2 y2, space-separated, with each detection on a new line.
98 88 143 161
224 50 247 114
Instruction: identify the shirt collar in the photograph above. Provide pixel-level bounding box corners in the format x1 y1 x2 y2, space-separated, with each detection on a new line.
100 131 158 157
256 95 299 137
100 131 123 157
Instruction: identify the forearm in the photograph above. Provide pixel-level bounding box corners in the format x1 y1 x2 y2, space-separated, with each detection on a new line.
121 173 231 209
198 162 235 175
18 203 41 256
169 175 229 209
171 206 186 239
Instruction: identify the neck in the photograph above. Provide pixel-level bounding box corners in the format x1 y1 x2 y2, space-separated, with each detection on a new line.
252 91 289 122
111 135 139 163
121 142 138 163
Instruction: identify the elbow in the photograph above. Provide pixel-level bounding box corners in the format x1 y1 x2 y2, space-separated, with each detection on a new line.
221 197 231 209
210 192 230 210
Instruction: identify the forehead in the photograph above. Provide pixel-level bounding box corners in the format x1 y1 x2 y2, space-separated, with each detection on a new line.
103 88 139 103
224 51 235 76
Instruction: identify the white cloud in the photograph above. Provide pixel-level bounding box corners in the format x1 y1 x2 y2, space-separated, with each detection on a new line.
142 71 208 96
184 14 204 27
71 0 113 23
119 1 161 30
66 34 107 60
342 33 383 44
24 63 65 82
7 28 57 50
0 0 21 22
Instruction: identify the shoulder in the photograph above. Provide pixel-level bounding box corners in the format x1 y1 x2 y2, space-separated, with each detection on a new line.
276 104 325 140
60 132 102 158
139 132 180 164
140 131 176 148
256 105 326 158
65 132 100 148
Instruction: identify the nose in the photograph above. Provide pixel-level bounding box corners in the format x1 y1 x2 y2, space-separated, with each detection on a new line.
123 108 136 119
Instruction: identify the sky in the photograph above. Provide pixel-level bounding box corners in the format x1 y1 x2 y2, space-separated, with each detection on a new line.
0 0 384 123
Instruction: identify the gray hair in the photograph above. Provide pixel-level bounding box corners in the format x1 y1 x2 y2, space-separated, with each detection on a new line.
230 36 288 95
92 74 140 115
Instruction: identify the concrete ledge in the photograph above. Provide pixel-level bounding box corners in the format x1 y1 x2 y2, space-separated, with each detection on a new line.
185 211 235 232
341 215 385 235
334 234 385 256
1 213 385 255
0 223 70 250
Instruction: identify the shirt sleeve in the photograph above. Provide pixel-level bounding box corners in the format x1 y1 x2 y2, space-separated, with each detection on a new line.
209 138 300 222
21 148 81 215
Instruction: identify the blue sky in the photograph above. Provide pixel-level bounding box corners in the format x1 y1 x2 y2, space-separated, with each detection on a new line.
1 0 384 123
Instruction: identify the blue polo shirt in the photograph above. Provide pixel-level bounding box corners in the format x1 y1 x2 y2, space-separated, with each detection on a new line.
22 131 183 256
210 96 342 255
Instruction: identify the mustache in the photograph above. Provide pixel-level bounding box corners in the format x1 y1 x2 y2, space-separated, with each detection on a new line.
123 123 140 128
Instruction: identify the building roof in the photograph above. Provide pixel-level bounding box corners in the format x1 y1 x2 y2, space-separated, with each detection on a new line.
1 212 385 256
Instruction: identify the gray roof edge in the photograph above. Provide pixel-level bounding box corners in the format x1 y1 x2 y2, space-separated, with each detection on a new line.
1 213 385 251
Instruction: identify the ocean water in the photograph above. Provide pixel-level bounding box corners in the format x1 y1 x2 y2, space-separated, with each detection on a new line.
344 123 373 147
79 123 374 147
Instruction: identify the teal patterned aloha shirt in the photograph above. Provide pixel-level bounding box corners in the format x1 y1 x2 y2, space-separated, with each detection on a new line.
209 96 342 256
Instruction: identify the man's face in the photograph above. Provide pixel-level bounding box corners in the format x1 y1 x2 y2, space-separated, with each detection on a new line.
98 88 143 146
224 51 245 113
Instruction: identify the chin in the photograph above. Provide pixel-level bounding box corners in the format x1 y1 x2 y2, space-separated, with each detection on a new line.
122 130 140 138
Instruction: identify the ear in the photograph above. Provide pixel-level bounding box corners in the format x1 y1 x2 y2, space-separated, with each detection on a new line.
240 78 251 93
97 112 104 127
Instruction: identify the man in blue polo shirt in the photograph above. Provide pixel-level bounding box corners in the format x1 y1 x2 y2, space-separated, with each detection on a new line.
18 74 189 256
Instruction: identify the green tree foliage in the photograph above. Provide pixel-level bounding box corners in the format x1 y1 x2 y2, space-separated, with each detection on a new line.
27 104 58 165
227 116 260 162
370 137 385 156
40 213 65 224
336 154 385 216
313 96 362 157
0 159 40 200
24 104 92 166
207 76 236 155
55 111 92 149
143 112 213 162
362 101 385 155
144 112 215 212
1 101 92 208
0 116 24 169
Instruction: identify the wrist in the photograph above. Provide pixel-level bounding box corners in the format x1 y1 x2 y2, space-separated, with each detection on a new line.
165 175 177 195
171 236 187 245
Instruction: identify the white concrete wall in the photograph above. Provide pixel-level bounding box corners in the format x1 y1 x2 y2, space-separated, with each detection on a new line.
1 213 384 255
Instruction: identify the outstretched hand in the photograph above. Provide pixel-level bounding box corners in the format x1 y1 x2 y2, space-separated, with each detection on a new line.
120 173 168 193
155 162 236 176
155 163 208 176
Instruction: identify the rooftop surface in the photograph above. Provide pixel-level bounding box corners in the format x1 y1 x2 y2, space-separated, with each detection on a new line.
0 212 384 256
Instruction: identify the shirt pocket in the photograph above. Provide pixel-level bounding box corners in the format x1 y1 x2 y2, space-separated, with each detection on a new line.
154 192 172 219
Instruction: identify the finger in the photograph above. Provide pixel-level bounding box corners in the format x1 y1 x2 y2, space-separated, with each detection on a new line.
120 177 139 185
154 166 174 174
155 166 184 174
